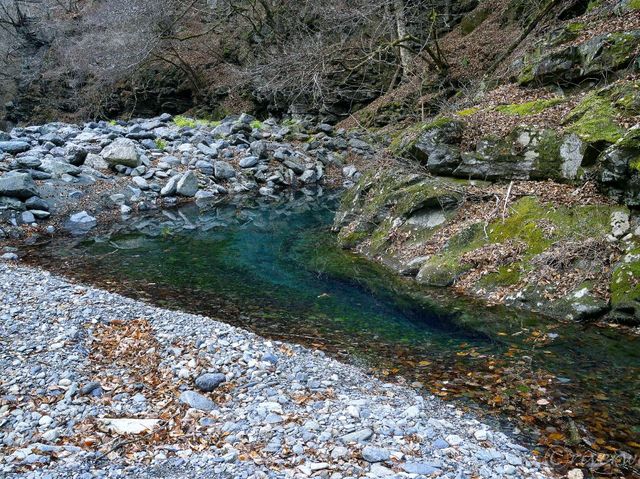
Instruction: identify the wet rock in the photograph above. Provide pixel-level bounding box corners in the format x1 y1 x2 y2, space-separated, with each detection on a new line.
66 211 97 234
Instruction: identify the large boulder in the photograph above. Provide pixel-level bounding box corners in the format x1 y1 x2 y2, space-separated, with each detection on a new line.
176 171 199 197
409 120 464 175
39 159 82 177
0 172 38 199
65 144 88 166
214 161 236 180
598 127 640 207
100 138 140 168
0 141 30 155
453 128 586 182
519 30 640 86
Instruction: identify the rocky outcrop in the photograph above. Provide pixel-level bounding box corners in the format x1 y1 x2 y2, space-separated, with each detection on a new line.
599 127 640 207
517 30 640 86
335 167 637 324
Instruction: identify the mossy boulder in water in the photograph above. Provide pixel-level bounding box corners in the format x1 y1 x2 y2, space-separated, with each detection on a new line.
610 248 640 325
334 169 464 255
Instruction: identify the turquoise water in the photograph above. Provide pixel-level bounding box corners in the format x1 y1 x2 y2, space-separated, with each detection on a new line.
27 193 640 473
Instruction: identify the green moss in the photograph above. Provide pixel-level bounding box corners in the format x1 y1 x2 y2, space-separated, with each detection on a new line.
495 98 563 116
564 91 625 144
108 119 117 126
566 22 586 34
154 138 167 150
337 228 370 248
480 264 522 287
417 197 624 290
173 115 197 128
173 115 220 129
611 249 640 305
460 8 490 35
457 107 481 117
250 120 263 130
587 0 603 11
630 0 640 10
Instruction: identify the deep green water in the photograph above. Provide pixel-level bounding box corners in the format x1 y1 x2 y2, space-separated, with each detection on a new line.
27 192 640 470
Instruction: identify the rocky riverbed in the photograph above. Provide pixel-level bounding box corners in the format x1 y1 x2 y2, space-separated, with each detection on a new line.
0 260 555 478
0 114 366 240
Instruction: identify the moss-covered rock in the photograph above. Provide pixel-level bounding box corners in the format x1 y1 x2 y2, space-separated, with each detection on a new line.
453 127 585 182
610 249 640 325
495 98 564 116
335 168 465 256
460 7 491 35
518 30 640 86
599 126 640 206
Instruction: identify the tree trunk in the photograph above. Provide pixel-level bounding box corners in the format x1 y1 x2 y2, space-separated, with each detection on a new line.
393 0 412 78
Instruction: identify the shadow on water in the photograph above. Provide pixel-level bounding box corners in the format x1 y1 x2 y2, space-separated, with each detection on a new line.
23 191 640 477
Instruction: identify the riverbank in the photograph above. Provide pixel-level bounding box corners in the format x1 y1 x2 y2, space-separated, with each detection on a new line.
0 260 553 478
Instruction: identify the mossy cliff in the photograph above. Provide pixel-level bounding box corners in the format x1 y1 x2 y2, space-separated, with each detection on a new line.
335 0 640 326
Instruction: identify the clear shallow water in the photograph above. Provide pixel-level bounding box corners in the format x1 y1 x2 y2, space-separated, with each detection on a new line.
25 192 640 476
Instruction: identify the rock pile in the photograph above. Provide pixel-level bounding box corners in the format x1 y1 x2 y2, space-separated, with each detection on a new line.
0 114 368 237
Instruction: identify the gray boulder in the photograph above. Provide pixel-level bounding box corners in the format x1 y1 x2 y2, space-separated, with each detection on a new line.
195 373 226 392
25 196 49 211
65 144 88 166
214 161 236 180
84 153 110 170
239 156 259 168
176 171 199 197
0 173 38 199
179 390 216 411
410 120 464 175
161 174 181 196
0 141 30 154
101 138 140 168
39 159 82 177
66 211 97 234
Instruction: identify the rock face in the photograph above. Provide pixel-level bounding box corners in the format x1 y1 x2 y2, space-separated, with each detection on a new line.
100 138 140 167
518 30 640 86
0 173 38 199
335 166 635 324
599 128 640 207
403 121 587 182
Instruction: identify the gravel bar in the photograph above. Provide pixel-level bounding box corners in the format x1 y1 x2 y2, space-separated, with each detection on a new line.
0 261 554 478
